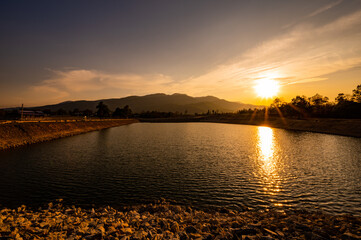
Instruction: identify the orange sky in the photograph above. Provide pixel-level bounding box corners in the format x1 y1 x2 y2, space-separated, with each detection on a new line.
1 1 361 107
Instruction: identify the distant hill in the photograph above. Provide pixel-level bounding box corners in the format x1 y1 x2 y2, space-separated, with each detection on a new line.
33 93 260 114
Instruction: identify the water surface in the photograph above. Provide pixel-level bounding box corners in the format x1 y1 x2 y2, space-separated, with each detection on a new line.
0 123 360 215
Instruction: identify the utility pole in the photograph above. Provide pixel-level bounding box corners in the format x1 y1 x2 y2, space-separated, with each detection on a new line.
21 104 24 121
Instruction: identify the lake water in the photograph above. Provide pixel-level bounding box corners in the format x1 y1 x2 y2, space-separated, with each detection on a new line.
0 122 360 215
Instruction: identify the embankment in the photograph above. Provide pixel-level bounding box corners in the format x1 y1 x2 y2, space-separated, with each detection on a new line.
0 119 138 150
140 117 361 138
205 117 361 138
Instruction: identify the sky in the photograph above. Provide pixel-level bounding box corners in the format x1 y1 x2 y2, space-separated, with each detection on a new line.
1 0 361 107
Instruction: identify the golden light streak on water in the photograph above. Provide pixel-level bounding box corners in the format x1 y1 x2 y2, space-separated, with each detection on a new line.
257 126 282 205
258 127 274 160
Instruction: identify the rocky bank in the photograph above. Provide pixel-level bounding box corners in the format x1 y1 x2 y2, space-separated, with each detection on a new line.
0 200 360 239
0 119 138 150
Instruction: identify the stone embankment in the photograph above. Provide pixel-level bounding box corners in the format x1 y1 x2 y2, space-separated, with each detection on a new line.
0 200 360 239
0 119 138 150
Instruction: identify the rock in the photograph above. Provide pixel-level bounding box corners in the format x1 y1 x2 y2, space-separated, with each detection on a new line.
276 230 285 238
204 234 214 240
159 219 169 230
248 223 262 228
342 232 361 240
84 233 102 239
48 202 53 209
239 227 259 235
171 222 179 233
263 228 278 237
243 236 257 240
260 236 275 240
132 231 145 239
185 226 198 234
170 205 183 213
189 233 202 239
97 226 105 233
107 226 117 235
120 227 133 234
219 208 229 214
304 231 328 240
296 223 311 232
0 201 361 240
178 231 189 240
231 221 243 228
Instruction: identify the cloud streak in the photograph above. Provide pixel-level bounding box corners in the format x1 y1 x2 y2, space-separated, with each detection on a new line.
26 69 179 105
184 8 361 98
307 0 343 18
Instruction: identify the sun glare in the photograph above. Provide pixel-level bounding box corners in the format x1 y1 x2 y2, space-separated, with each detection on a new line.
254 79 280 98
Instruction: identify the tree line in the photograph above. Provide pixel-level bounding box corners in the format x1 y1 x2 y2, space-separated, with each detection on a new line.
238 84 361 119
95 102 132 118
0 102 133 119
1 84 360 120
45 102 133 118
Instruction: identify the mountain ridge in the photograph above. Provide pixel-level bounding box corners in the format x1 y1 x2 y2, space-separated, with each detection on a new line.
32 93 260 114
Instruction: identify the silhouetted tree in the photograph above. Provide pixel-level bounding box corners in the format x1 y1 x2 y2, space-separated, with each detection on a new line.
56 108 67 116
112 107 122 118
352 84 361 103
138 111 175 118
290 95 310 118
71 108 81 116
272 98 285 108
0 109 5 119
83 109 93 117
96 102 110 118
112 105 132 118
292 95 310 109
43 109 52 115
335 93 350 104
123 105 132 118
309 94 329 106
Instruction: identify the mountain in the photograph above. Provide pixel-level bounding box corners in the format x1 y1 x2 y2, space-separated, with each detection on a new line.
33 93 259 114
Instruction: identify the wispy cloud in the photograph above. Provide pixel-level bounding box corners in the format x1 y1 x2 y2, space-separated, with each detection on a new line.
307 0 343 18
184 8 361 98
282 0 343 31
28 69 177 104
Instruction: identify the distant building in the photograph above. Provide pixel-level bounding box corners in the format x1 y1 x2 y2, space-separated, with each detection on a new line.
18 110 45 118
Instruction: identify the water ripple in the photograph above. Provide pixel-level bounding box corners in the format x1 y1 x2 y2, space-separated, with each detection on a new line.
0 123 360 215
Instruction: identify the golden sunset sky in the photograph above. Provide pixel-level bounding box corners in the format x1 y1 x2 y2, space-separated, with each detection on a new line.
1 0 361 107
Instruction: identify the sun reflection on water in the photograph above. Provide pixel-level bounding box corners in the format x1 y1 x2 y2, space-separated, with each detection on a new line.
257 126 283 206
258 127 274 160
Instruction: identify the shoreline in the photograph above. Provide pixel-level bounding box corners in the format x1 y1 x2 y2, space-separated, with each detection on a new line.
1 117 360 151
139 116 361 138
0 200 360 239
0 119 138 150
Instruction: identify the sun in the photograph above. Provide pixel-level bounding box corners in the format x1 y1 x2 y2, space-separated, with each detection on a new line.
254 79 280 98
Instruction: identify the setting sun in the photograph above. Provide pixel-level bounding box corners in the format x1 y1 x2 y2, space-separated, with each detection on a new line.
254 79 280 98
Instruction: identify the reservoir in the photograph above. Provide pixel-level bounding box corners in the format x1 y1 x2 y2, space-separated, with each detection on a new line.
0 122 360 215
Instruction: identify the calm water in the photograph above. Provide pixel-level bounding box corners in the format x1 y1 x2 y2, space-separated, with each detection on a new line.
0 123 361 215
